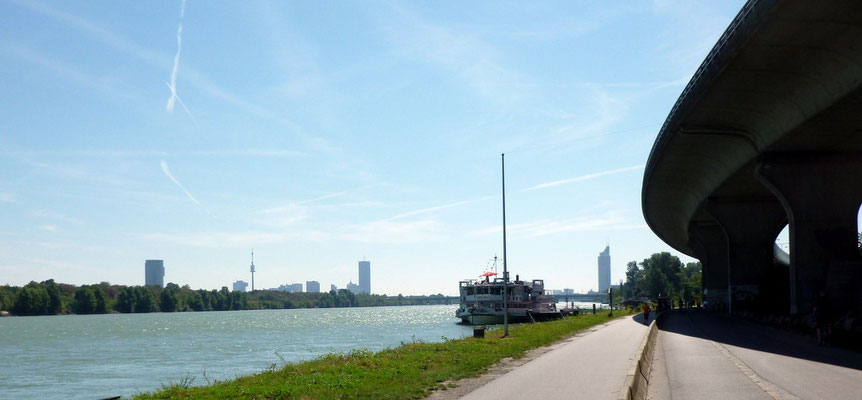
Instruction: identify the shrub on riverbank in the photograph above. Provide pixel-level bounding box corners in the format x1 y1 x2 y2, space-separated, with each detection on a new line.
135 310 635 399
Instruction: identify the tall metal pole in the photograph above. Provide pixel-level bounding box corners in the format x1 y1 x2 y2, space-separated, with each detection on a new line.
502 153 509 337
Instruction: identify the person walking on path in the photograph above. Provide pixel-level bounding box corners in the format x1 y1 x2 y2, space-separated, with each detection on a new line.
642 303 651 324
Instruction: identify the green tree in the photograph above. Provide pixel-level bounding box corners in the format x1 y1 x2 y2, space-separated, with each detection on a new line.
187 291 204 311
93 287 108 314
134 287 157 313
0 285 17 312
160 287 178 312
679 262 703 304
115 287 136 313
197 289 212 311
316 292 334 308
638 252 683 299
73 287 97 314
14 284 49 315
42 279 63 314
623 261 640 300
337 289 355 307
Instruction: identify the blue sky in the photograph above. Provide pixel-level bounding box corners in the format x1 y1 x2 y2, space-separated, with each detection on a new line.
0 0 747 295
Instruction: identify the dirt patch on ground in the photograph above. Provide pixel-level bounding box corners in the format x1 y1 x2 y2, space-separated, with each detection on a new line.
424 319 620 399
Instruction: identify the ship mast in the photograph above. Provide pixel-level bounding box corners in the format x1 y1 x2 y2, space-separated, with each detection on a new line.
502 153 509 337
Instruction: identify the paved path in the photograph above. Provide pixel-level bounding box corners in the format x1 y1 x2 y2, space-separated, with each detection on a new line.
460 314 650 400
649 310 862 400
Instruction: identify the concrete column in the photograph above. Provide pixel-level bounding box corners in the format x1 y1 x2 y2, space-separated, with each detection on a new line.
756 153 862 314
689 220 730 312
705 198 787 313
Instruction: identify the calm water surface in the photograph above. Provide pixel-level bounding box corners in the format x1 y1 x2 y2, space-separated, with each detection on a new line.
0 305 470 399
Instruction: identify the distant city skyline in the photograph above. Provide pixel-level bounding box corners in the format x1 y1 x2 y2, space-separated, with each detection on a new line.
1 1 761 295
235 257 373 294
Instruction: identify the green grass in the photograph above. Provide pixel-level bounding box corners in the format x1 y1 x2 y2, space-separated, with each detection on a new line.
135 310 635 400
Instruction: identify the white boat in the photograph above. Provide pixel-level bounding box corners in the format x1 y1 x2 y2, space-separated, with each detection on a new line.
455 272 561 325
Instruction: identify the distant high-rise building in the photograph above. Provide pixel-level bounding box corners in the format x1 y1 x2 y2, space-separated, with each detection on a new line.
346 280 360 294
598 245 611 293
306 281 320 293
145 260 164 287
233 280 248 292
330 284 337 292
278 283 303 293
358 260 371 294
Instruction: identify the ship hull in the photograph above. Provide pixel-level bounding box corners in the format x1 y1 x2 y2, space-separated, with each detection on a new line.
456 308 536 325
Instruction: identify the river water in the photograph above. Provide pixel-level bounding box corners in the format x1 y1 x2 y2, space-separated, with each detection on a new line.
0 305 472 399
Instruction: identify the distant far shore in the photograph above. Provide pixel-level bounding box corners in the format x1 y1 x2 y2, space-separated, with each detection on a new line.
0 279 459 317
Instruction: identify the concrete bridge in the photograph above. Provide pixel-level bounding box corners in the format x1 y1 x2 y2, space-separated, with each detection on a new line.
642 0 862 316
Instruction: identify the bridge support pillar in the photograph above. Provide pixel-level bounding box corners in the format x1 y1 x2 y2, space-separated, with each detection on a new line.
690 221 730 312
756 153 862 314
705 198 786 314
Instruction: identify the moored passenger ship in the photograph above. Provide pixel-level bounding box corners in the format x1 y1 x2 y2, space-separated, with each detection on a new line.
456 274 562 325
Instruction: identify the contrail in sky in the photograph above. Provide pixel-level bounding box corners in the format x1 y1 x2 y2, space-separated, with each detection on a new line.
165 0 196 123
160 159 200 204
523 164 645 191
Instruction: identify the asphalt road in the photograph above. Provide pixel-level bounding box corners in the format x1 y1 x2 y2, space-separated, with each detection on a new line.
461 313 651 400
648 310 862 400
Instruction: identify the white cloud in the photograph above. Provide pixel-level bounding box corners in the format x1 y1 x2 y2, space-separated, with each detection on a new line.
382 4 532 107
257 203 308 228
387 196 493 220
341 219 445 244
2 149 305 158
143 231 311 248
471 210 645 238
38 225 58 233
0 193 15 202
29 161 130 186
29 210 80 223
159 160 199 205
165 0 197 124
10 0 334 155
1 43 133 100
524 164 645 191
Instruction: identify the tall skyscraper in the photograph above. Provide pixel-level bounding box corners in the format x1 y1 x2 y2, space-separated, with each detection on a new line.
145 260 164 287
358 260 371 294
306 281 320 293
598 245 611 293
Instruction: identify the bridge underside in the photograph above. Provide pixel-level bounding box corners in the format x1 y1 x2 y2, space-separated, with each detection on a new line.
643 0 862 315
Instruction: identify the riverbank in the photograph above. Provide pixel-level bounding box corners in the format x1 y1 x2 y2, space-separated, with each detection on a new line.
135 310 635 399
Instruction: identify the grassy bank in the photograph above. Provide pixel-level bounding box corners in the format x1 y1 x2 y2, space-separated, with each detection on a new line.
136 310 636 400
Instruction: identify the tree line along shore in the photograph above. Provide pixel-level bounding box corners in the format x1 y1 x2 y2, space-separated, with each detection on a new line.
0 281 454 317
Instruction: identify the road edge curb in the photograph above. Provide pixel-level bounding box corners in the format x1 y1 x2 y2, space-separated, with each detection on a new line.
618 317 658 400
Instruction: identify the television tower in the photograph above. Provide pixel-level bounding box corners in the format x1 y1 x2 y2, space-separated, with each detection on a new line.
250 250 256 291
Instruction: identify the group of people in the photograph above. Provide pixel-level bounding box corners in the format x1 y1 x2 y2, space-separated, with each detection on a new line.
637 292 834 345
